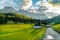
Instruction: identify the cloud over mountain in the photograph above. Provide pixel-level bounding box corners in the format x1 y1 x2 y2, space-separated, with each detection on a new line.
0 0 60 12
0 0 4 9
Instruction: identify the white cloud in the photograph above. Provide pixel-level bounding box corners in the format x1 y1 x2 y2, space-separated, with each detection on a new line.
43 0 60 14
4 0 19 10
10 1 19 11
4 0 26 10
36 1 41 6
0 0 4 9
28 0 60 15
0 0 32 10
22 0 32 10
46 6 60 14
28 0 48 12
0 0 19 10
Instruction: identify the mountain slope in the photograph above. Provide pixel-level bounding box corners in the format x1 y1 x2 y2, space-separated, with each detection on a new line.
18 9 49 20
0 6 16 13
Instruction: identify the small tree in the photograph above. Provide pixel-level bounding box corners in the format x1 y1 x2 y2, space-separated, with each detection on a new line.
0 13 5 24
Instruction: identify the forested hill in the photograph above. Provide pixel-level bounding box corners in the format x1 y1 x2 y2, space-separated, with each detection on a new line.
0 13 41 25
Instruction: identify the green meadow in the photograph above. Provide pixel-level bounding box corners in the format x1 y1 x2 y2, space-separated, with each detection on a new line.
0 24 46 40
52 24 60 33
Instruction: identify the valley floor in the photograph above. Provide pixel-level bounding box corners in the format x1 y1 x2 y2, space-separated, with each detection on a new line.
0 24 46 40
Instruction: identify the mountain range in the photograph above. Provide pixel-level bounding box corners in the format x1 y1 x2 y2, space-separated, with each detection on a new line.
0 6 16 13
0 6 59 20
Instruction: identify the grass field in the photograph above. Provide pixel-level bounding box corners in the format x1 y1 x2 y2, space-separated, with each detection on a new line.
52 24 60 33
0 24 46 40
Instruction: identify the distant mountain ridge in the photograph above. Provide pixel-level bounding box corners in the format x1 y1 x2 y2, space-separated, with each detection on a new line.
0 6 16 13
18 9 59 20
0 6 59 20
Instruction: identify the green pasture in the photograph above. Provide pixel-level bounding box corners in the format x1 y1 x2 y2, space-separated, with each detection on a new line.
0 24 46 40
52 24 60 33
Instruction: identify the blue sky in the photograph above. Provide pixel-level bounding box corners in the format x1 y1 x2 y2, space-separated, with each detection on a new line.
0 0 60 10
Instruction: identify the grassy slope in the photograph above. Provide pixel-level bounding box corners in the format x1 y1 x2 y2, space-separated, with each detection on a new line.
0 24 46 40
52 24 60 33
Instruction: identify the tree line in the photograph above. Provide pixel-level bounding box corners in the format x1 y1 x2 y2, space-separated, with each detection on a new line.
0 13 43 25
0 12 59 25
